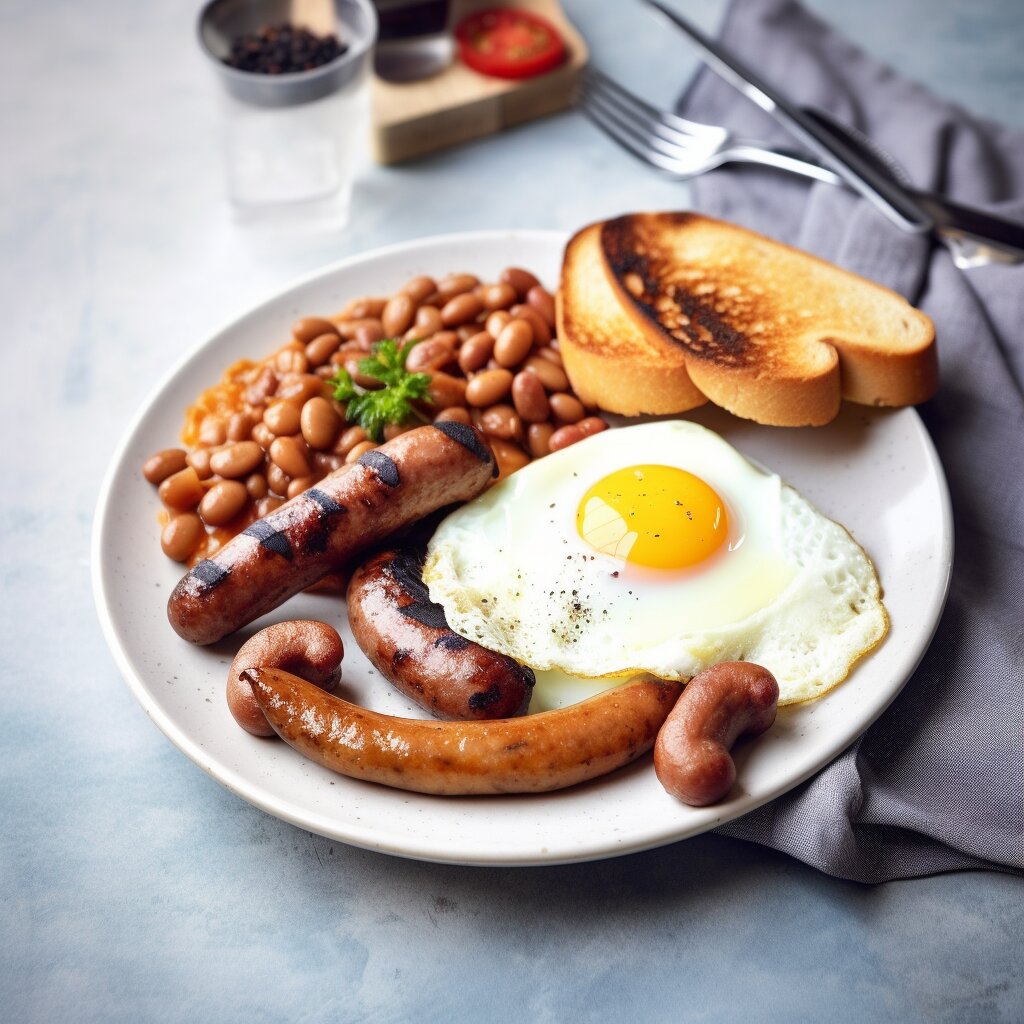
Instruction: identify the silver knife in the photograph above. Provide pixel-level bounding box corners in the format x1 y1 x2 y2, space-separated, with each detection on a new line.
802 107 1024 266
642 0 938 234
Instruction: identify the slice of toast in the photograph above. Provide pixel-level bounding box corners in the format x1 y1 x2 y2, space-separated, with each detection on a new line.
557 212 937 426
556 222 707 416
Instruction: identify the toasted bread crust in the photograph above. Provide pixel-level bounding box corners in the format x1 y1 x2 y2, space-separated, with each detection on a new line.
558 212 937 427
557 223 706 416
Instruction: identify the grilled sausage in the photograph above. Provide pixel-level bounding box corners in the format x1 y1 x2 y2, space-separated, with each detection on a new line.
654 661 779 806
347 548 534 720
245 667 683 795
167 423 496 645
227 620 343 736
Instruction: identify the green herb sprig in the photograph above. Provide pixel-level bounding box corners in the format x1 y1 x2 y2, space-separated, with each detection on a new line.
329 338 432 442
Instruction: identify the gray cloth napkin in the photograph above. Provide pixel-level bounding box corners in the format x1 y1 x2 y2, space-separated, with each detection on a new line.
676 0 1024 882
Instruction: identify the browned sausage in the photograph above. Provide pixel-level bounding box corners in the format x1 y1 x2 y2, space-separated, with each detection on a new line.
245 667 683 795
167 423 496 645
227 620 344 737
654 662 779 807
346 548 533 720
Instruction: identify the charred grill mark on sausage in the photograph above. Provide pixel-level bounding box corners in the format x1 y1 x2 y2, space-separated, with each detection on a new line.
190 559 230 589
302 487 348 555
243 519 294 560
358 450 401 487
431 421 496 475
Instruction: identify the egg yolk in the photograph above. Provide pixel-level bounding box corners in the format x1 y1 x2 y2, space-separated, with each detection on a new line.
576 464 729 570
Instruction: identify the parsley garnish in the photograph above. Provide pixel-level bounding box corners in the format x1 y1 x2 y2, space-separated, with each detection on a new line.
329 338 432 441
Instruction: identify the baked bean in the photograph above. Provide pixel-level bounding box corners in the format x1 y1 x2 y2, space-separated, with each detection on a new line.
300 396 341 450
382 295 416 337
536 345 564 367
511 371 550 423
276 373 324 405
199 480 248 527
527 422 555 458
577 416 608 438
287 476 316 500
256 495 285 518
263 400 301 437
440 292 484 327
465 368 513 407
383 422 414 441
186 449 213 480
342 297 386 319
244 365 278 404
549 417 607 451
436 273 479 300
293 317 338 344
434 406 472 425
523 355 569 392
210 441 264 479
405 334 456 373
315 363 338 380
143 448 187 485
306 332 341 366
345 440 377 463
344 358 384 391
338 317 383 342
457 331 494 374
426 371 468 409
526 285 556 328
484 311 511 339
510 304 551 345
312 452 344 475
161 513 204 563
354 322 385 348
493 319 534 368
479 403 523 442
269 435 311 478
332 341 369 364
198 414 227 447
245 473 268 500
413 304 443 336
401 275 437 303
276 346 309 375
250 421 275 450
500 267 540 299
266 462 290 496
159 466 205 511
490 438 531 479
333 424 368 457
481 282 517 311
226 411 255 442
549 392 585 424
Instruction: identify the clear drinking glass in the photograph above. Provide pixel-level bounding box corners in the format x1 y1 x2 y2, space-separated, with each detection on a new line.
198 0 378 230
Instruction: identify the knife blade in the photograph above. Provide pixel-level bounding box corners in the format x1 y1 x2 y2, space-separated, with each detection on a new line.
803 107 1024 265
642 0 935 234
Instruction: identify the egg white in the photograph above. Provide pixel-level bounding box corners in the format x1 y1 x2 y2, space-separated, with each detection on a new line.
424 420 887 705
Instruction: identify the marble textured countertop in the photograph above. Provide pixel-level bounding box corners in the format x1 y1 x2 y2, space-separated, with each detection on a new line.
3 1 1022 1020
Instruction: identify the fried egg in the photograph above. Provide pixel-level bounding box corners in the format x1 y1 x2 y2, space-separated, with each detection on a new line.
423 420 887 705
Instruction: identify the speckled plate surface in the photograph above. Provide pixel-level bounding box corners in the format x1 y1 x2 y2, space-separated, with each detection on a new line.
92 229 953 865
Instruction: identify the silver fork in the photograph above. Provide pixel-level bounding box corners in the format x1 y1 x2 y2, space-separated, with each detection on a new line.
578 70 1024 269
580 69 843 186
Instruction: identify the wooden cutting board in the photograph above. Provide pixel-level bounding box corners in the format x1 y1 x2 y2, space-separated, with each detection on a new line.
371 0 588 165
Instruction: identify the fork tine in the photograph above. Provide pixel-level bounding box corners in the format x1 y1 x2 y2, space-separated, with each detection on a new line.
582 87 708 169
584 71 723 154
578 91 694 178
585 69 723 140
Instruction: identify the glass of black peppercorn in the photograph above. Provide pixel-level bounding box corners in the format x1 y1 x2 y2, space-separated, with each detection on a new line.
198 0 378 229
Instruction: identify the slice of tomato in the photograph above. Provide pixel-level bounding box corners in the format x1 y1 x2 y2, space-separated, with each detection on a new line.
454 7 567 80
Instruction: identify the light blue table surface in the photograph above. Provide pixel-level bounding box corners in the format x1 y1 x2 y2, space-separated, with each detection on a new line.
4 1 1022 1021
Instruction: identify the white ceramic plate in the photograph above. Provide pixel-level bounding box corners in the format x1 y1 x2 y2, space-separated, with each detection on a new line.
92 230 953 865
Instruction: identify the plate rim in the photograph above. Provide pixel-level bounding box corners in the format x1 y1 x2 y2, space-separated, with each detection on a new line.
91 228 954 866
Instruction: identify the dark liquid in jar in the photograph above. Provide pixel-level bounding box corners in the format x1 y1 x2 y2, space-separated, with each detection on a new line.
374 0 449 40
